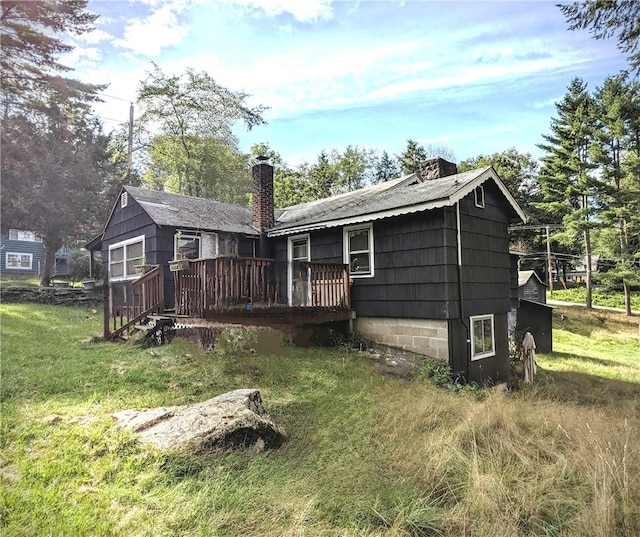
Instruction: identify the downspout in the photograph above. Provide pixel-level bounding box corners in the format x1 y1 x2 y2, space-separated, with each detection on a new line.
456 201 470 382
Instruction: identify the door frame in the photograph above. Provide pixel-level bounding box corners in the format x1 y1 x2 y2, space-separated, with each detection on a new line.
287 234 310 306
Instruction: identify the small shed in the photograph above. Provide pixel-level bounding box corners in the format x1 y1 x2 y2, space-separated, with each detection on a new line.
516 299 553 354
518 270 547 304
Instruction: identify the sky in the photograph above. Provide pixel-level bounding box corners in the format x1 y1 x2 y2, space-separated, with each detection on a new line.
67 0 630 166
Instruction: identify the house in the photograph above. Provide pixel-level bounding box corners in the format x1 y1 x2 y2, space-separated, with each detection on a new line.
518 270 547 304
516 270 553 354
89 157 527 384
0 228 70 280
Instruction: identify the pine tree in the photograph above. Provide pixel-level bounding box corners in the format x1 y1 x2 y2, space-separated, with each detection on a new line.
592 73 640 315
373 150 401 183
1 0 99 109
538 78 598 308
396 139 428 176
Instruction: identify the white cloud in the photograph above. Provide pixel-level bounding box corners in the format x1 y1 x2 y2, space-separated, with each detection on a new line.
114 1 190 57
76 28 116 45
221 0 333 22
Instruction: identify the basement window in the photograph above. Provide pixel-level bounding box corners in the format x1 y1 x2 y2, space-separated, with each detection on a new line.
470 314 495 360
474 185 485 208
344 223 374 277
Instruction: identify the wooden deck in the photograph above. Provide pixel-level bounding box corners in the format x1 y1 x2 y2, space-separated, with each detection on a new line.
174 257 351 318
104 257 353 339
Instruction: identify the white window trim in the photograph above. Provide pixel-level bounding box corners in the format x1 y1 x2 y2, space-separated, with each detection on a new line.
174 231 203 260
108 235 145 281
8 229 42 242
343 223 374 278
5 252 33 270
120 191 128 208
470 314 495 360
287 234 310 307
474 185 485 208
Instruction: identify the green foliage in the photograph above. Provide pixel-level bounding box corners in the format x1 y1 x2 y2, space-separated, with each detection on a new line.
396 139 455 176
144 135 251 204
135 63 265 200
372 150 401 183
549 287 640 310
0 0 119 287
67 250 91 282
559 0 640 72
0 0 99 106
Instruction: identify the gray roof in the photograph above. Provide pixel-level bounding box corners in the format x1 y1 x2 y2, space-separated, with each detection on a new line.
269 166 525 236
518 270 547 288
124 186 258 235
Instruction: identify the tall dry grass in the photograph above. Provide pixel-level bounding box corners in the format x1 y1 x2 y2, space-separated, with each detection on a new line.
375 382 639 536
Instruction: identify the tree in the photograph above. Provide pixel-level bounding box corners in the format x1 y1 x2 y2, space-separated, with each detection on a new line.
396 139 428 176
591 73 640 314
249 143 311 208
1 108 115 286
136 64 266 199
304 151 339 200
144 135 250 204
537 78 598 307
559 0 640 72
0 0 116 286
396 139 455 176
372 150 401 183
331 145 374 193
1 0 99 109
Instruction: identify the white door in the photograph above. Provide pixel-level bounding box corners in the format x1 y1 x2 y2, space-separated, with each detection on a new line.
288 235 310 306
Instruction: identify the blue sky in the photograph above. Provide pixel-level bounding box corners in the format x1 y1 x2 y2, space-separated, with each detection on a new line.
68 0 630 166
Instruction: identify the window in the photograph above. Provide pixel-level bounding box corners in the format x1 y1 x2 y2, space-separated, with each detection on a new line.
344 224 374 277
120 192 128 208
470 314 495 360
109 235 144 280
6 252 32 270
8 229 42 242
474 185 485 208
174 232 202 260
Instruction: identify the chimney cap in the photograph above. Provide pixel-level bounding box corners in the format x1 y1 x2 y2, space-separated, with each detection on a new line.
256 155 270 162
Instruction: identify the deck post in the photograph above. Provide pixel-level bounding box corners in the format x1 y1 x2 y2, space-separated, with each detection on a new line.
103 282 110 340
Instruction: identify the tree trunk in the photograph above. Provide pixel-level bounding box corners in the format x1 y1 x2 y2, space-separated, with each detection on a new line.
40 235 62 287
584 227 593 310
623 280 632 317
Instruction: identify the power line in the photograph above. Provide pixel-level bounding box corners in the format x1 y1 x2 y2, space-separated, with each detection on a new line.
97 91 133 103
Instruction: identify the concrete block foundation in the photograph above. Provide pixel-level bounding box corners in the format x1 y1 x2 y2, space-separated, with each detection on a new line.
356 317 449 361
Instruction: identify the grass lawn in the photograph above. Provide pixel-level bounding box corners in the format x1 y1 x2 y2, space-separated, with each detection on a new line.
1 303 639 536
548 287 640 311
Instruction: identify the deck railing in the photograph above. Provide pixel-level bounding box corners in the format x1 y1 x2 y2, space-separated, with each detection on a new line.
174 257 279 317
104 265 165 339
305 261 351 308
174 257 351 317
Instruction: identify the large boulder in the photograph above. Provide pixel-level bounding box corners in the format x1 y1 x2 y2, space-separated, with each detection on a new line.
113 389 286 451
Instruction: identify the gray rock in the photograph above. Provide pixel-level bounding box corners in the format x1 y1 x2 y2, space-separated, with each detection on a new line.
113 389 286 451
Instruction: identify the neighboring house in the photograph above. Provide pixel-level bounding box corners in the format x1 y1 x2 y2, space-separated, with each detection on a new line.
89 157 527 384
516 269 553 354
0 228 69 279
518 270 547 304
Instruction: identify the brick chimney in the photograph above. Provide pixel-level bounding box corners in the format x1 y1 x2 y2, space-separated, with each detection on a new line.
419 157 458 181
252 156 274 231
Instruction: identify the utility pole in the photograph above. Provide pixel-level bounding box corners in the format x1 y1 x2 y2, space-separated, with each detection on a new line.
546 225 553 295
127 102 134 181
